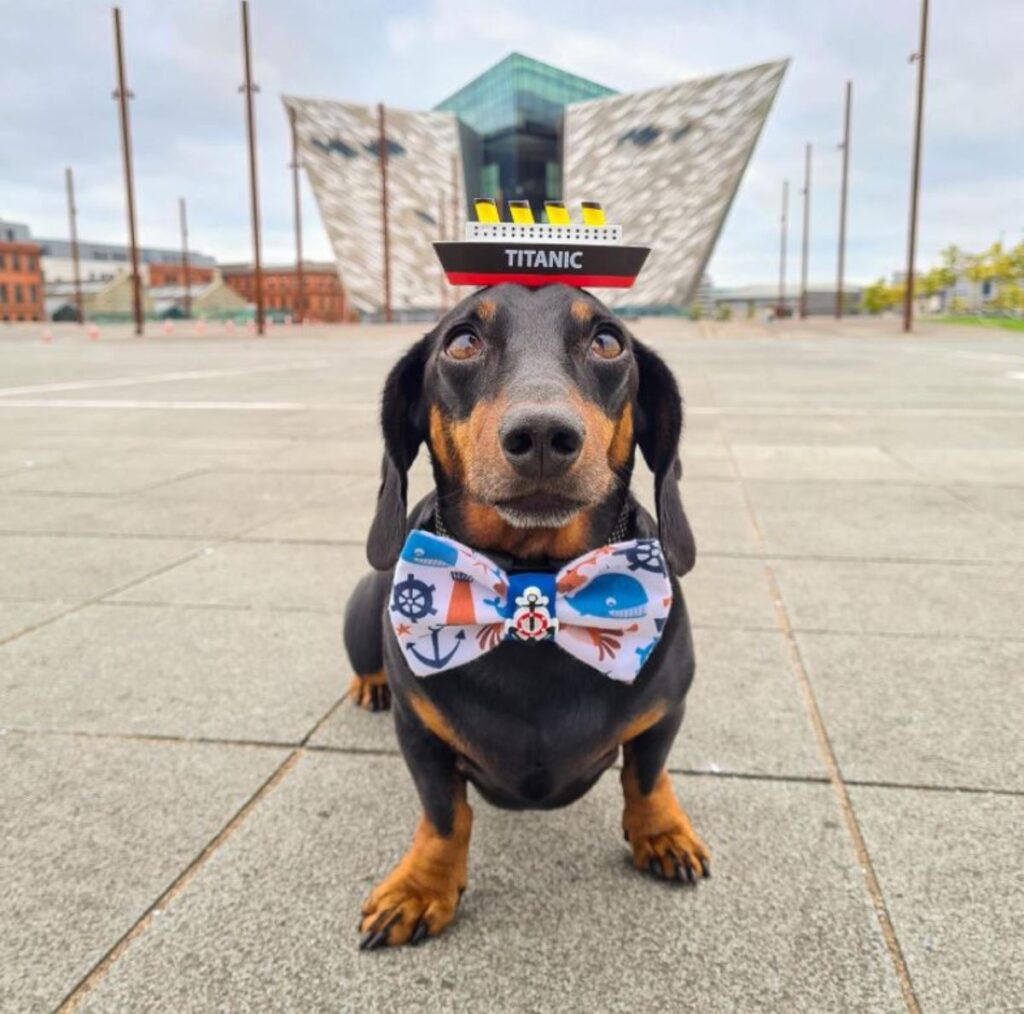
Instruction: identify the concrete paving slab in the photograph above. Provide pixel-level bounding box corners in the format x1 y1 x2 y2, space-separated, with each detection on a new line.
797 632 1024 791
949 484 1024 527
682 479 761 554
0 604 342 741
745 481 1021 562
671 627 823 778
683 556 779 631
59 494 298 539
0 600 67 641
146 469 345 505
0 494 96 535
680 442 736 480
731 444 915 482
112 542 364 612
850 786 1024 1013
0 732 288 1014
77 752 903 1014
887 446 1024 485
0 533 201 603
0 463 202 496
771 558 1023 638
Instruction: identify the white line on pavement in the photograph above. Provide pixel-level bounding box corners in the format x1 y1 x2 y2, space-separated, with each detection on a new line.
0 399 309 411
0 361 329 398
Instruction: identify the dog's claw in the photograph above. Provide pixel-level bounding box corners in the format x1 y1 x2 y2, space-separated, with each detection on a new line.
648 858 661 879
410 920 429 946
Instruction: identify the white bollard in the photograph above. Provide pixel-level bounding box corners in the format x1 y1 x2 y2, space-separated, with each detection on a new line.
41 327 53 343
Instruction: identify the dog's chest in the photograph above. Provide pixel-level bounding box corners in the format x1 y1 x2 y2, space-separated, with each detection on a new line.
412 642 630 804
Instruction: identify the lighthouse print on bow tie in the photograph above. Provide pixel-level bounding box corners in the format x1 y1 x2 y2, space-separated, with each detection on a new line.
388 530 673 683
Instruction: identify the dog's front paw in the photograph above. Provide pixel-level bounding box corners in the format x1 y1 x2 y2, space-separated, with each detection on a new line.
621 768 710 885
359 873 462 949
347 670 390 712
625 823 710 884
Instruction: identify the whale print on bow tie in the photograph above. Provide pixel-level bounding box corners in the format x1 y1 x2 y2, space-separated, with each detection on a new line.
388 530 673 683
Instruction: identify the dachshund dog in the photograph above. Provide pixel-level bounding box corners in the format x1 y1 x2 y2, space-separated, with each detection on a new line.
344 283 708 950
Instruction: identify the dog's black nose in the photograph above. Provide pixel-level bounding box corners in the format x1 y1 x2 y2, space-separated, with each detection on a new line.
500 406 583 479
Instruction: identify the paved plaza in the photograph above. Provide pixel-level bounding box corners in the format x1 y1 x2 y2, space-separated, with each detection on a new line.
0 316 1021 1013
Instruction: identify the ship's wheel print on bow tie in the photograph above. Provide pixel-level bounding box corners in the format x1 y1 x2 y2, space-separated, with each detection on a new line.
613 538 666 575
391 573 437 621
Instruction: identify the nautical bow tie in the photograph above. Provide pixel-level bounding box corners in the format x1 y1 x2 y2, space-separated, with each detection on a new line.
388 530 673 683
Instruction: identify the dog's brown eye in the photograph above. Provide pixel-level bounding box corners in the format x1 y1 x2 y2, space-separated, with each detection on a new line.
591 331 623 359
445 331 482 361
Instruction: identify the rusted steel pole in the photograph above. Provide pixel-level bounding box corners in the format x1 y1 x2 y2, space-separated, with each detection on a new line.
179 197 192 318
289 105 305 324
836 81 852 318
799 143 812 319
112 7 143 335
65 167 84 324
378 103 393 323
778 180 789 316
239 0 264 334
903 0 930 333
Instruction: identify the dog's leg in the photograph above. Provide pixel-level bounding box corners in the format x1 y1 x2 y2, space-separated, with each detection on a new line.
346 669 390 712
343 571 392 712
621 710 710 884
359 706 471 949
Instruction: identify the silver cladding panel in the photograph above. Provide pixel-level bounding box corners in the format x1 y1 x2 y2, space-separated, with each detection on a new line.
563 60 788 308
283 96 464 314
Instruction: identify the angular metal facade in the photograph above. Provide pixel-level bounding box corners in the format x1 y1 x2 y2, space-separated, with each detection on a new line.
562 60 788 308
286 58 786 315
283 96 464 314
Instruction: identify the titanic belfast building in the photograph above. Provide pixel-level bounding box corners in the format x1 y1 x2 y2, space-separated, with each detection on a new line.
284 52 786 316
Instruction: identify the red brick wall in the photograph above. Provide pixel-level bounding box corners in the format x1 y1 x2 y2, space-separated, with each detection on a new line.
0 242 45 322
149 263 215 288
221 267 348 322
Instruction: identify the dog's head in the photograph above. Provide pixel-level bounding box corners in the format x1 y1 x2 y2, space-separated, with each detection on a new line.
367 284 695 573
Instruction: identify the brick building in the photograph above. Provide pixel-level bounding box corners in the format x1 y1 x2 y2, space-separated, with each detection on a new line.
0 236 45 322
220 262 348 322
148 263 216 288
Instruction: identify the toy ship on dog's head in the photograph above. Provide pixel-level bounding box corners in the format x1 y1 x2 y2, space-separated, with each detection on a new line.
434 199 650 289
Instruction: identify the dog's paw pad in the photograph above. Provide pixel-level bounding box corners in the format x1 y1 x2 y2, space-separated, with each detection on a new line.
347 671 391 712
358 879 460 950
626 826 710 885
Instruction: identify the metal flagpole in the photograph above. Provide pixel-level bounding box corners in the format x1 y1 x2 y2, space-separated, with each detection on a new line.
289 105 305 324
112 7 143 335
903 0 930 333
836 81 852 318
778 180 789 316
800 143 812 319
179 197 192 318
65 167 84 324
239 0 265 334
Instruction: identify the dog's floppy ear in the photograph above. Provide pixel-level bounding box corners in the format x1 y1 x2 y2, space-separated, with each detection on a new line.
366 337 430 570
633 338 696 576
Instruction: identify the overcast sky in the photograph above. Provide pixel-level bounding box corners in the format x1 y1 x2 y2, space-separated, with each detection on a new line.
1 0 1020 286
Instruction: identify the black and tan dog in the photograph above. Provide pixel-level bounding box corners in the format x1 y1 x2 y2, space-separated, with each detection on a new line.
344 282 708 949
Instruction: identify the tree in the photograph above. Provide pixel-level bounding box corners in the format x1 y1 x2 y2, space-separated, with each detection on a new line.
863 277 903 314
